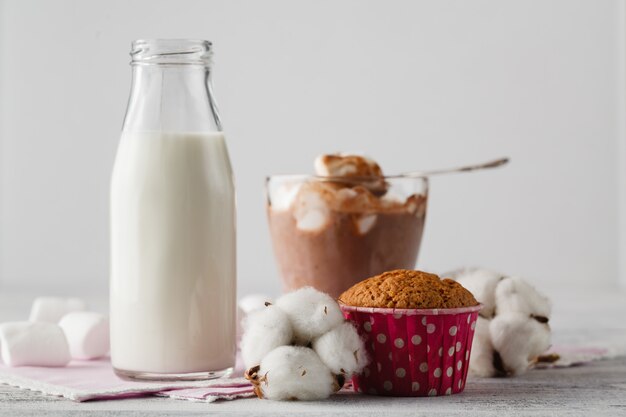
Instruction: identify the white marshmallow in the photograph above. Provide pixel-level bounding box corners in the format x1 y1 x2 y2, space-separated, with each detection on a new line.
468 316 496 377
314 153 381 178
490 312 551 376
241 305 293 368
292 187 331 232
312 322 368 376
29 297 87 323
0 322 70 367
354 214 377 235
455 268 504 318
256 345 336 400
271 182 302 211
58 312 109 360
275 287 344 345
494 276 551 318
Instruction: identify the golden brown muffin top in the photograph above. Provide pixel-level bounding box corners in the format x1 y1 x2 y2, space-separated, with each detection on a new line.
338 269 478 309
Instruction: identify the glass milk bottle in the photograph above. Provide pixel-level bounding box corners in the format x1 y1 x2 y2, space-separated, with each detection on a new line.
110 39 236 380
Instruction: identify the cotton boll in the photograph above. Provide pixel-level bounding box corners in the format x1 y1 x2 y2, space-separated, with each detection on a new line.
275 287 344 345
468 316 497 377
241 305 293 368
312 322 368 376
250 345 338 401
237 295 274 344
455 269 504 318
489 313 551 376
238 294 274 315
495 277 551 319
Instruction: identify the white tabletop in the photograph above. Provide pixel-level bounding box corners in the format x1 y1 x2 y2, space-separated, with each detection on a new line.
1 285 625 416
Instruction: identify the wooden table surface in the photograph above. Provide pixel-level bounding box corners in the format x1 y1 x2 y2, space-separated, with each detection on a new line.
1 286 625 416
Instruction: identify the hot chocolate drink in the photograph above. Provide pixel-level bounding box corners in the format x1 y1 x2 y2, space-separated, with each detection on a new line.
267 154 428 298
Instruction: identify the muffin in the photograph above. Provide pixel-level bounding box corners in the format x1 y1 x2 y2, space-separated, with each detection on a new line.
339 269 481 397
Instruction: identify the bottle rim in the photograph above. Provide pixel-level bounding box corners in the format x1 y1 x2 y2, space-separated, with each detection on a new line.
130 39 213 66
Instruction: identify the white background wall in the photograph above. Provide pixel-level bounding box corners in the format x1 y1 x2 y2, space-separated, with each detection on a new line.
0 0 624 297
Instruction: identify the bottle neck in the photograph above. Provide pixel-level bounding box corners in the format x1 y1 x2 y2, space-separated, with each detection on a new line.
122 40 221 133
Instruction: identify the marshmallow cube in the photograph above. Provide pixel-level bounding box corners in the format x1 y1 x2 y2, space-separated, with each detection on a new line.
58 312 109 360
0 322 70 367
29 297 87 323
275 287 344 345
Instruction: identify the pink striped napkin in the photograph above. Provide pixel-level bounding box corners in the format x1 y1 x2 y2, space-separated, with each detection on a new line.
0 357 254 402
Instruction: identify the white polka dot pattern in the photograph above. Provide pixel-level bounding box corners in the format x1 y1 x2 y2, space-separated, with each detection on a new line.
342 307 480 397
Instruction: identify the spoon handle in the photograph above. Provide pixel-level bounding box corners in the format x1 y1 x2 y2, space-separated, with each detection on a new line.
404 157 510 177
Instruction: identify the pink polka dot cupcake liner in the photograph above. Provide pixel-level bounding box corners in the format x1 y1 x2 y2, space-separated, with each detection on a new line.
340 303 482 397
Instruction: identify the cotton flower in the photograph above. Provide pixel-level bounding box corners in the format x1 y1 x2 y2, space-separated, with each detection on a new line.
467 316 496 377
275 287 344 345
246 345 342 401
240 305 293 368
239 294 274 315
455 268 552 377
237 294 275 343
455 268 503 318
312 321 368 376
490 312 551 375
494 276 551 318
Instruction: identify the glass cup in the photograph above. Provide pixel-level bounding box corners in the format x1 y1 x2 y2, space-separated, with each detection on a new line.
266 174 428 298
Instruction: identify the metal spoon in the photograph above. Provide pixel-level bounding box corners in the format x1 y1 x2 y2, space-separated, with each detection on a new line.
402 157 509 178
